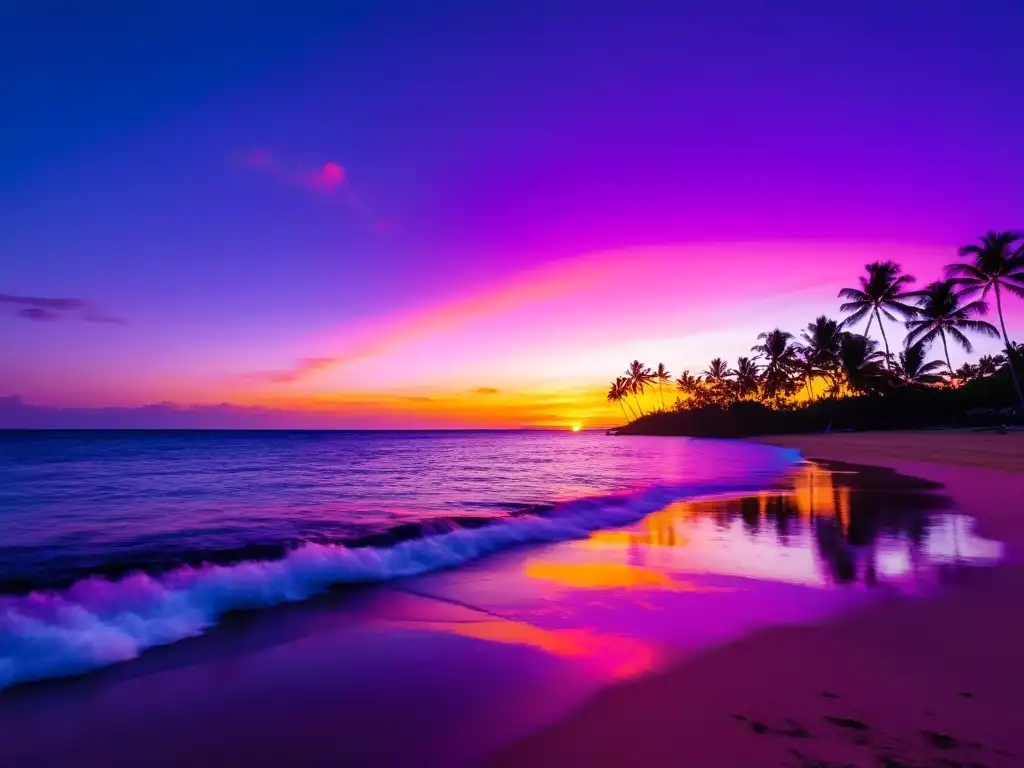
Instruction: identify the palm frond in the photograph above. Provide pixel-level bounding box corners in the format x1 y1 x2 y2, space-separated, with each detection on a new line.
947 327 974 353
958 319 1000 337
837 288 869 301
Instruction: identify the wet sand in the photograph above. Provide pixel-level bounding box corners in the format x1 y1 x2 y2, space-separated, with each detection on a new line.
494 433 1024 767
0 451 1017 766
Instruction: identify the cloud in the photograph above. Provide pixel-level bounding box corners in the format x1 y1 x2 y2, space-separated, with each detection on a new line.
18 307 60 321
300 161 346 193
240 149 347 195
474 387 501 395
0 294 127 325
239 148 390 231
246 356 340 384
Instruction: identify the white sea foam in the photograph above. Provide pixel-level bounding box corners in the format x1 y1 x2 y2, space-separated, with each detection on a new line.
0 473 790 689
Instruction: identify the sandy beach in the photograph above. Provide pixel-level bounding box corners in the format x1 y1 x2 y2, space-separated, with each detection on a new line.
494 431 1024 767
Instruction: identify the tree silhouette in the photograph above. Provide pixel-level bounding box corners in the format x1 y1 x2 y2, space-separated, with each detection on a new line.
838 261 917 369
674 370 707 408
896 341 947 387
606 377 634 422
625 360 655 416
837 333 888 395
954 362 981 386
905 280 999 375
654 363 671 411
948 231 1024 408
752 329 799 405
797 316 844 398
732 356 761 400
977 353 1007 378
702 357 734 406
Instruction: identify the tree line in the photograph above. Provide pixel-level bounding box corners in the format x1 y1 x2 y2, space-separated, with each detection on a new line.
607 231 1024 423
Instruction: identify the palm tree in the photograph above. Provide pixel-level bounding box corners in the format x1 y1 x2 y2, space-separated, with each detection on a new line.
702 357 733 406
674 370 706 408
702 357 730 383
954 362 980 386
838 261 917 369
674 370 700 394
948 232 1024 408
797 316 845 397
1005 342 1024 371
732 357 761 400
977 354 1007 378
837 333 888 394
625 360 654 416
752 329 799 405
606 378 633 423
905 280 1000 375
654 363 671 411
896 341 947 387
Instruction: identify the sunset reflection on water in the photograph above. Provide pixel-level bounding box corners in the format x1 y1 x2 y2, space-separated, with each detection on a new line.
571 460 1001 588
396 461 1002 685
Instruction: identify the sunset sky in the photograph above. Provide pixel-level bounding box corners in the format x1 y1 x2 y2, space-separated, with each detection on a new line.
2 1 1023 428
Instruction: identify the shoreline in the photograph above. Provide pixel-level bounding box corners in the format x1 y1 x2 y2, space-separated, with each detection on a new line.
492 431 1024 766
2 434 1021 765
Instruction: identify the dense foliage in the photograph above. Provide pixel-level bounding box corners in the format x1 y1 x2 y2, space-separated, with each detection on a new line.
607 232 1024 435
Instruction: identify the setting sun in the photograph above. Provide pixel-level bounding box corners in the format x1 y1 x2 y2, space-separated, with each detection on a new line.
571 424 581 432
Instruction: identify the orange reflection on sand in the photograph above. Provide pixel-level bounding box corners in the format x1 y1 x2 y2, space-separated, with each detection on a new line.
523 561 718 593
390 618 655 680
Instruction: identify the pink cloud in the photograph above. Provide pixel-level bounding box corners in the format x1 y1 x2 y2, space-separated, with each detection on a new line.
297 161 346 193
239 148 388 232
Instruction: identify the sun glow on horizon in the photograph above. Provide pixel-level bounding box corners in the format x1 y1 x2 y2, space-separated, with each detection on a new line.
571 424 581 432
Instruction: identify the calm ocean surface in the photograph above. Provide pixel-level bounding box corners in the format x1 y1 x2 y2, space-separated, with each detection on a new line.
0 430 796 590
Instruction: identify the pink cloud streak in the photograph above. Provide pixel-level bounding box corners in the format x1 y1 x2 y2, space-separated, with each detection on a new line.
239 148 391 230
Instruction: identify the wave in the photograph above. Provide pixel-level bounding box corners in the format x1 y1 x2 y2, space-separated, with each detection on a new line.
0 508 557 594
0 470 793 690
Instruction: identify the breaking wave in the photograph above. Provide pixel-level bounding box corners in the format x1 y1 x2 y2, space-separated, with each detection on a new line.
0 472 791 690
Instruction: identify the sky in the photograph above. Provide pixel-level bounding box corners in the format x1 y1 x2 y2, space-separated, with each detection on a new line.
2 0 1023 428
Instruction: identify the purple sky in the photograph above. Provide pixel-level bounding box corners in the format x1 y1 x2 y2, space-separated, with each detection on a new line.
2 1 1023 427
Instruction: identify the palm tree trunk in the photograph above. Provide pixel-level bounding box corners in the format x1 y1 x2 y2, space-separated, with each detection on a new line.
619 402 631 424
633 392 645 416
994 284 1024 410
874 308 892 370
940 331 953 377
659 382 665 412
623 398 637 420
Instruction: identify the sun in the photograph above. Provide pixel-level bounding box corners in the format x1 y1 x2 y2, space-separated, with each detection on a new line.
571 424 581 432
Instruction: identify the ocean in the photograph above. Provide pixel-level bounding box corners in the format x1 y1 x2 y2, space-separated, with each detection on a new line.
0 430 798 688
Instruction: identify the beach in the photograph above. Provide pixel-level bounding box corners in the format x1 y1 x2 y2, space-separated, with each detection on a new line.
494 431 1024 767
0 432 1021 766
